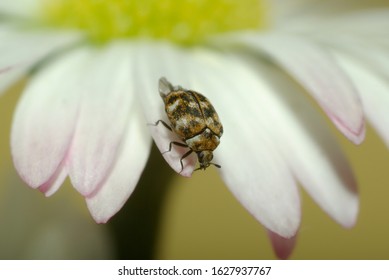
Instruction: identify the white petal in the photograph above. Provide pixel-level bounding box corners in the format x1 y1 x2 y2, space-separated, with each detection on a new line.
134 42 197 176
218 114 301 237
68 42 135 196
334 51 389 147
342 44 389 78
319 37 389 80
86 107 151 223
38 164 68 197
0 0 40 18
321 9 389 40
11 48 92 188
241 57 359 227
220 50 358 227
178 48 301 237
0 26 82 94
187 46 357 233
271 1 389 31
280 93 358 227
228 33 365 144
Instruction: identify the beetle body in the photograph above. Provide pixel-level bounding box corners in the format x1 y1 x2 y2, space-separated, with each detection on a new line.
158 77 223 171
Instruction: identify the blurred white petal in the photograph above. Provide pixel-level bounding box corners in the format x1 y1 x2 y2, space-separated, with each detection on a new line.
237 56 359 227
273 1 389 32
11 48 91 188
320 9 389 40
0 26 82 94
228 33 365 144
0 0 40 18
335 51 389 147
86 106 151 223
218 116 301 238
68 42 135 196
38 164 68 197
336 42 389 78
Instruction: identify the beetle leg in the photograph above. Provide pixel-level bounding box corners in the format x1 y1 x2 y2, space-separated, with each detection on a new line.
149 119 172 131
162 141 192 174
179 149 194 174
162 141 188 154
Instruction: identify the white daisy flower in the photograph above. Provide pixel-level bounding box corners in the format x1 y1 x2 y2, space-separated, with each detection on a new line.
1 0 389 259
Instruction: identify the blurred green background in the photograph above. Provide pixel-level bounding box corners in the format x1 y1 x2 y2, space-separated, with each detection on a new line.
1 80 389 259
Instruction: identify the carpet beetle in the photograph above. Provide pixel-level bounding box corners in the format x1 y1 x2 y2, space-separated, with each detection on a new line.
154 77 223 173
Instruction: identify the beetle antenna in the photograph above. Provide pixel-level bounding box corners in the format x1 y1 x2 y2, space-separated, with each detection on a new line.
193 162 221 172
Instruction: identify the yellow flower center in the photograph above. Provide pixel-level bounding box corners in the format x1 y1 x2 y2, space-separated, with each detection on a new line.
41 0 268 45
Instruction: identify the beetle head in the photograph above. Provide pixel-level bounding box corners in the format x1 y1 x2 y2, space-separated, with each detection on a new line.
196 151 221 171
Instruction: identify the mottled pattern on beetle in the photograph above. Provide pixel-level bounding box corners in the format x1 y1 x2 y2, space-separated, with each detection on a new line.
192 92 223 137
158 77 223 171
185 128 220 152
162 90 223 140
